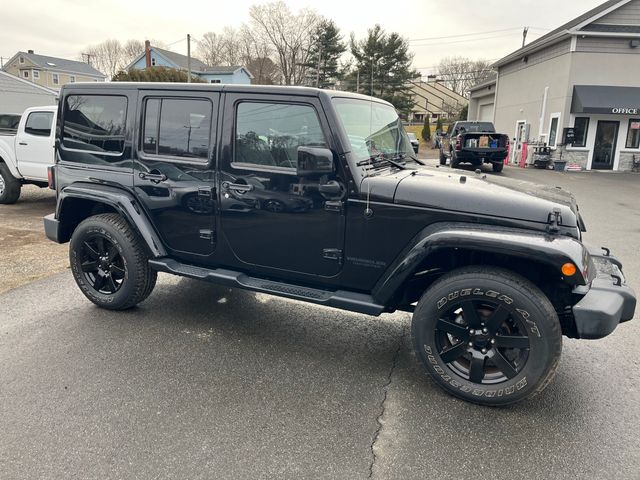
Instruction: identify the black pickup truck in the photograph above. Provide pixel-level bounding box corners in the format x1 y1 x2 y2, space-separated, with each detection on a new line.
44 83 635 406
440 121 509 172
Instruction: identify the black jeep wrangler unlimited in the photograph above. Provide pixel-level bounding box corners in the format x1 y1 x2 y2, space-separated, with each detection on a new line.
44 83 636 406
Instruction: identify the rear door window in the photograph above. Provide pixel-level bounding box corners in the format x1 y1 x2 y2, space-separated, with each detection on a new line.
63 95 127 154
141 97 212 160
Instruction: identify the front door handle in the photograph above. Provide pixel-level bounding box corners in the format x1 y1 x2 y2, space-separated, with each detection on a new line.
19 142 28 146
139 172 167 183
222 181 254 193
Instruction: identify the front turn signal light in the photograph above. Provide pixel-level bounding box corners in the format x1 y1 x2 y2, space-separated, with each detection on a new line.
561 263 577 276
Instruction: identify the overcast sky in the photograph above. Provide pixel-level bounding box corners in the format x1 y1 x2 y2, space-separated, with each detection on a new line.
1 0 605 74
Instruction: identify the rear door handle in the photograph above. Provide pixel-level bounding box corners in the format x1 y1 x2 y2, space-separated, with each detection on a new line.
222 181 254 193
139 172 167 183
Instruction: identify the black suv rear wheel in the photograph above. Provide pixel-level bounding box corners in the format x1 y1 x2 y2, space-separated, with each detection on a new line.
411 266 562 406
69 213 157 310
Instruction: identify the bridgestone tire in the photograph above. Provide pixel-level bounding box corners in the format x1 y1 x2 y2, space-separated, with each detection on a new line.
492 162 504 173
0 162 22 204
439 150 447 165
69 213 157 310
411 266 562 406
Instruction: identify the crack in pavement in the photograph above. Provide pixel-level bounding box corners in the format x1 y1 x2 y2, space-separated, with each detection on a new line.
368 323 406 479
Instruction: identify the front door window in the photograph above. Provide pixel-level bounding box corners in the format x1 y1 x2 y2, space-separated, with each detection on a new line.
592 121 618 170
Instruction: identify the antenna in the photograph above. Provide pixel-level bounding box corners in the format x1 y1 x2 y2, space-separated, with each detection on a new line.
364 56 375 218
522 27 529 48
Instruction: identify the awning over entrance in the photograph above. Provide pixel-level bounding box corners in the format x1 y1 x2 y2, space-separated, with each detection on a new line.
571 85 640 115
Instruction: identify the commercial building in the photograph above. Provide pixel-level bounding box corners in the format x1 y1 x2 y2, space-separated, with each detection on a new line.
408 78 467 123
0 70 57 114
468 0 640 171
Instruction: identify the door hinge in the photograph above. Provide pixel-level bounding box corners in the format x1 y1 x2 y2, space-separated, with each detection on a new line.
198 186 213 198
199 229 215 243
323 248 343 264
324 201 344 213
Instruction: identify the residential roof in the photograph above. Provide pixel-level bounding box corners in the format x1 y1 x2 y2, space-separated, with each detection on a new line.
201 66 254 78
493 0 632 67
150 47 208 71
3 51 106 77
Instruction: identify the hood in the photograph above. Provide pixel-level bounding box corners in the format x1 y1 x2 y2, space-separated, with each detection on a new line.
363 166 579 228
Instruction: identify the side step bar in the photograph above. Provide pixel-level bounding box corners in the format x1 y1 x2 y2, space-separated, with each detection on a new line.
149 258 385 316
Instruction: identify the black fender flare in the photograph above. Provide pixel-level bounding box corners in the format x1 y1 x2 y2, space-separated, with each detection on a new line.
372 222 591 306
56 182 167 257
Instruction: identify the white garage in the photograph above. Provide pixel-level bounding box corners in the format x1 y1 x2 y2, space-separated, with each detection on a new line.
0 71 57 115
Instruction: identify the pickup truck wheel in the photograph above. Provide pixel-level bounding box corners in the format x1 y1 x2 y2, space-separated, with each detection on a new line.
439 150 447 165
0 162 22 204
411 266 562 406
492 162 504 173
69 213 157 310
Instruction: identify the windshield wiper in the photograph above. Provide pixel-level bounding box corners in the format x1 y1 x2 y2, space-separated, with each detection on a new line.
356 154 408 170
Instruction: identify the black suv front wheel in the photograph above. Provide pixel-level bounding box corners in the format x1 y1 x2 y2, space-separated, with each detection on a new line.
69 214 157 310
412 266 562 406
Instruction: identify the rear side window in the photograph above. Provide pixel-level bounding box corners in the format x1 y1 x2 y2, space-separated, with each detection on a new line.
25 111 54 136
63 95 127 154
142 98 212 160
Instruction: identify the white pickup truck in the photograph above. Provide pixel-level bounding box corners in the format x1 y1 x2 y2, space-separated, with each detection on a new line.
0 105 57 204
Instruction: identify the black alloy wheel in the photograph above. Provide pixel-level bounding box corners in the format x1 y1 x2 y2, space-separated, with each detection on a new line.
435 299 530 384
79 233 126 295
412 266 562 406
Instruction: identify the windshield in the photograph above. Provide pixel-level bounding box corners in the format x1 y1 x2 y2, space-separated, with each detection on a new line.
332 97 414 163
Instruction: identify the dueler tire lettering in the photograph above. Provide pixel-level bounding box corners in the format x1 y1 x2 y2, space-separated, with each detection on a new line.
69 214 157 310
411 266 562 406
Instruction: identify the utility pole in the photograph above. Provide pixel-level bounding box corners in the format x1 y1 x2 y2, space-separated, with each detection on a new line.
315 43 322 88
356 70 360 92
522 27 529 48
187 34 191 83
81 53 92 66
370 58 375 97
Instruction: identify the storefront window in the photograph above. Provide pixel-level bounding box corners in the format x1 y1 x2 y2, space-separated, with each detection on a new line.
625 119 640 149
573 117 589 147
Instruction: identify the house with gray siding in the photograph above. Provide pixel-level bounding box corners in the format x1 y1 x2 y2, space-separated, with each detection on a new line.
125 42 253 85
0 70 57 114
469 0 640 171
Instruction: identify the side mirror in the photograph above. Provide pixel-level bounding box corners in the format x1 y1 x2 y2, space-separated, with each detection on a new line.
297 146 334 177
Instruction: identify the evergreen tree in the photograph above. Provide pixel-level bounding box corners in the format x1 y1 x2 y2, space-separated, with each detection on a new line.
304 19 346 88
421 117 431 142
346 25 419 114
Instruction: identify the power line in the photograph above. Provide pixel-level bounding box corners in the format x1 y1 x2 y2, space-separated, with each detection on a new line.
411 31 545 47
408 27 522 42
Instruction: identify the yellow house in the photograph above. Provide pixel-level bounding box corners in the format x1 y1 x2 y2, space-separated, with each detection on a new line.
2 50 106 90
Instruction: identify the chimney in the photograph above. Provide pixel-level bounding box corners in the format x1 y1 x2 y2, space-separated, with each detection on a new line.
427 74 437 82
145 40 151 68
28 49 34 54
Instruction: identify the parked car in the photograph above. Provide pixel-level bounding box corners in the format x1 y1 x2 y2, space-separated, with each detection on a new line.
0 106 57 203
406 132 419 154
44 83 635 406
440 121 509 172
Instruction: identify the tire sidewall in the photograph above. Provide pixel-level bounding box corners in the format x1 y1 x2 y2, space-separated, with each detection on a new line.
70 219 137 309
0 163 21 204
413 273 560 405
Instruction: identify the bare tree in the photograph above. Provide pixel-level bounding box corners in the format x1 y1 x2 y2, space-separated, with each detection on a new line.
84 39 123 78
237 25 280 84
436 57 494 97
196 32 223 66
248 1 320 85
122 39 144 66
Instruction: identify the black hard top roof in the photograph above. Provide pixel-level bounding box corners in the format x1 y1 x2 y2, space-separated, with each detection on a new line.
61 82 391 105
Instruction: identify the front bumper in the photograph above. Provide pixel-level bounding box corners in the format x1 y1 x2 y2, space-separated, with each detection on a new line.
572 245 636 339
43 213 62 243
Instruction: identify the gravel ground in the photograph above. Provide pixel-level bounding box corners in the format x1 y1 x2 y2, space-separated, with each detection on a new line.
0 185 68 294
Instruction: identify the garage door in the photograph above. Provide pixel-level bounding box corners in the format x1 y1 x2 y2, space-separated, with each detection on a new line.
479 104 494 121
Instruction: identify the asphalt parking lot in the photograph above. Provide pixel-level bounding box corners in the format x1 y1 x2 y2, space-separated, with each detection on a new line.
1 162 639 479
